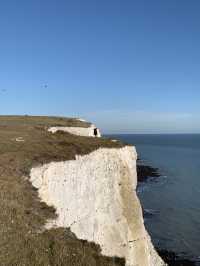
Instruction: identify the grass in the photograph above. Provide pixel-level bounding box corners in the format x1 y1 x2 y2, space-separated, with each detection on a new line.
0 116 125 266
0 115 91 128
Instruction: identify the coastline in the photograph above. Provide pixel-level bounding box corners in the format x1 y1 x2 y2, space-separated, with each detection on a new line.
137 161 160 182
157 250 197 266
137 161 197 266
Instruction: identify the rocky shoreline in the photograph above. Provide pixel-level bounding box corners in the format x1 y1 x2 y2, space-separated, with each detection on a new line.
137 163 160 182
157 250 197 266
137 162 197 266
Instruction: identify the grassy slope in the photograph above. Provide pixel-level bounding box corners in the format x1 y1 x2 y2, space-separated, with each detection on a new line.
0 115 92 128
0 116 125 266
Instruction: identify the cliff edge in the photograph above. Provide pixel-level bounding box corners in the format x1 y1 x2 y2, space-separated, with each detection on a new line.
0 116 166 266
31 146 165 266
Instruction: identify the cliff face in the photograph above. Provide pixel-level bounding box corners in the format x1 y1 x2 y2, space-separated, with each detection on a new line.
0 115 165 265
30 146 166 266
48 124 101 137
0 116 128 266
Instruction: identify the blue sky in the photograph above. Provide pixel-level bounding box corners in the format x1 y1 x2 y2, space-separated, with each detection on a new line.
0 0 200 133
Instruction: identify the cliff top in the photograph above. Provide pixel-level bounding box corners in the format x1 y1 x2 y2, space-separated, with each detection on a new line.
0 115 126 266
0 115 125 166
0 115 91 128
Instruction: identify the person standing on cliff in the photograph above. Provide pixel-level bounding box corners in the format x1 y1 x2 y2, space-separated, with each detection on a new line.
94 128 98 137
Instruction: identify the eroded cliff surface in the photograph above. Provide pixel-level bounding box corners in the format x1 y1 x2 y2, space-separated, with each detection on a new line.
0 115 126 266
0 115 165 265
30 146 166 266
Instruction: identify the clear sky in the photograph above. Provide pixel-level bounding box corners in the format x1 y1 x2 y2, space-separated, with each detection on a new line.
0 0 200 133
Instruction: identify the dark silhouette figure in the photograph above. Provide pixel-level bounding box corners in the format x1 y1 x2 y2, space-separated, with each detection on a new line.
94 128 98 137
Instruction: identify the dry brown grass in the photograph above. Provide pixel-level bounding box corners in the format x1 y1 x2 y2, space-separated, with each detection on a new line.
0 116 125 266
0 115 91 128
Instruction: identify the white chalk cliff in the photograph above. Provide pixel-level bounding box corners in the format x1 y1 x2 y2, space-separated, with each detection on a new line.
48 124 101 137
30 130 166 266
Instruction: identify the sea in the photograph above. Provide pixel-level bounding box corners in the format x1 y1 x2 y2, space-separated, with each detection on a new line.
107 134 200 264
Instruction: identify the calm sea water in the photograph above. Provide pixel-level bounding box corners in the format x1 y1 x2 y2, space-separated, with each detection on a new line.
107 134 200 263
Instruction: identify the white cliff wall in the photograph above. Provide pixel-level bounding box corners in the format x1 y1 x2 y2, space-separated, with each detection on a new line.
30 146 166 266
48 124 101 137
